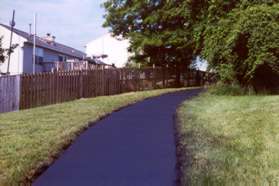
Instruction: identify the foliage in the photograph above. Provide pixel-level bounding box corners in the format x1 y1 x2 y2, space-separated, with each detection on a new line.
217 64 236 84
124 61 141 68
207 82 254 96
0 36 18 64
193 1 279 91
103 0 194 68
194 2 279 90
188 0 279 91
0 36 5 64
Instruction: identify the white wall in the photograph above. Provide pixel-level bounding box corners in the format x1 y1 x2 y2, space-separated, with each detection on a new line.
86 34 131 67
0 25 26 75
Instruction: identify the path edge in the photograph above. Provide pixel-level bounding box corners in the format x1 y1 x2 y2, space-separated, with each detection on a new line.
173 89 204 186
24 88 201 185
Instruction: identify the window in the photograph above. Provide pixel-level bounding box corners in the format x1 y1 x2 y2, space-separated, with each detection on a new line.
36 48 44 57
35 56 43 64
58 55 66 62
35 47 44 64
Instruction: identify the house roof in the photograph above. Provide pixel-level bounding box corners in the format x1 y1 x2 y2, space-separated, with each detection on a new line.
95 59 108 66
87 58 109 66
0 23 86 59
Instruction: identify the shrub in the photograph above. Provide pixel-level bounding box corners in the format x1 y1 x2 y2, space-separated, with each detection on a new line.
208 82 254 96
202 4 279 92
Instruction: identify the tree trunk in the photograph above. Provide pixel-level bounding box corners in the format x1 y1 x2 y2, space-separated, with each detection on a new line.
175 63 182 87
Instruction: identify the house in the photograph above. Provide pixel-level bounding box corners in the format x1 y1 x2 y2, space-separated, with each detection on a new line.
86 34 131 68
0 23 86 75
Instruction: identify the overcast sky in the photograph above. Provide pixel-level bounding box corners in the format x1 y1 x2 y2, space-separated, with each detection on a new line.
0 0 108 51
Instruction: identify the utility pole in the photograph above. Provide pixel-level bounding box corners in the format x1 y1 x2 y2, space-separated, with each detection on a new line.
32 13 37 74
7 10 16 75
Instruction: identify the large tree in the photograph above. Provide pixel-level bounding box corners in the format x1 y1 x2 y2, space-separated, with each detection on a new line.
103 0 196 86
189 1 279 91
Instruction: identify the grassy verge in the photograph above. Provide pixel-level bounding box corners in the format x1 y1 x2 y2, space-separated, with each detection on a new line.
0 88 193 185
176 92 279 185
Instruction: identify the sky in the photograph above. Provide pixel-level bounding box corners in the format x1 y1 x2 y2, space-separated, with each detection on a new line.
0 0 108 51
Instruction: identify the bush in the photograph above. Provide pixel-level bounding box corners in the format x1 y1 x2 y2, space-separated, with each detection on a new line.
217 64 236 84
202 4 279 91
208 82 254 96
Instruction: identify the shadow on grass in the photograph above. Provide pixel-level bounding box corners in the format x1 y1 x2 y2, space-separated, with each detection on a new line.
175 119 271 185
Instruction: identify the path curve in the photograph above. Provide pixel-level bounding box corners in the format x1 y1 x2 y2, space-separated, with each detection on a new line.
33 89 202 186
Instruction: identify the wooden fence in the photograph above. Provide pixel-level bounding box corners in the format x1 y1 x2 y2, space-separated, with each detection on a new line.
0 75 20 113
0 67 213 113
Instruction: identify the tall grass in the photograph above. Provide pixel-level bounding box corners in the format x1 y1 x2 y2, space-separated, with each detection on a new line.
207 82 255 96
176 92 279 185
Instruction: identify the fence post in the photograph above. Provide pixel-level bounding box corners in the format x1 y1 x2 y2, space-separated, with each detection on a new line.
15 75 20 111
152 64 155 88
163 67 166 88
79 70 83 98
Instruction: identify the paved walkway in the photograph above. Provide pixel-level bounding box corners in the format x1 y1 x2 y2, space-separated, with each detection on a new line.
33 89 201 186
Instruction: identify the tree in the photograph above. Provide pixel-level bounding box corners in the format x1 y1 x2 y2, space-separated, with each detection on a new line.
0 36 5 64
189 1 279 91
0 36 18 74
103 0 195 86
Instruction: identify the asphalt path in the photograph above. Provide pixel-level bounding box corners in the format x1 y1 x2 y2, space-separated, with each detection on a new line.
33 89 202 186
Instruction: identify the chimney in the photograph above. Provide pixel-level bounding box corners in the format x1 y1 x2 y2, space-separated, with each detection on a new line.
29 23 32 36
43 33 55 44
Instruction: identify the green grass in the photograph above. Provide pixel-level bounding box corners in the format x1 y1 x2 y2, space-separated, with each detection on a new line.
0 88 192 186
177 92 279 185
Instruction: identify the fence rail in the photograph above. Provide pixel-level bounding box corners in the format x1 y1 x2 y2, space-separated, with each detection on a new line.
0 67 213 113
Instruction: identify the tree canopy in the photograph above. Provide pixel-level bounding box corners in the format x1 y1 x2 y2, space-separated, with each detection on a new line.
103 0 279 91
103 0 194 68
197 1 279 91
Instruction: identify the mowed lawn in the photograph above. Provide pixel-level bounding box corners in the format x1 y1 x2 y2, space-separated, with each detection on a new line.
177 93 279 185
0 88 191 186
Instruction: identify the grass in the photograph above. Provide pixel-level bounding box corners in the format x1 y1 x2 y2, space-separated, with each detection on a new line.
176 92 279 185
0 88 193 186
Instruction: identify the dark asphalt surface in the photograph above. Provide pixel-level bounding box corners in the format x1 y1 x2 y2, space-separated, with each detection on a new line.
33 89 202 186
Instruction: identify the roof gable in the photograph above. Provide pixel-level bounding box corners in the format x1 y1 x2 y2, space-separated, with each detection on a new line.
0 23 86 59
